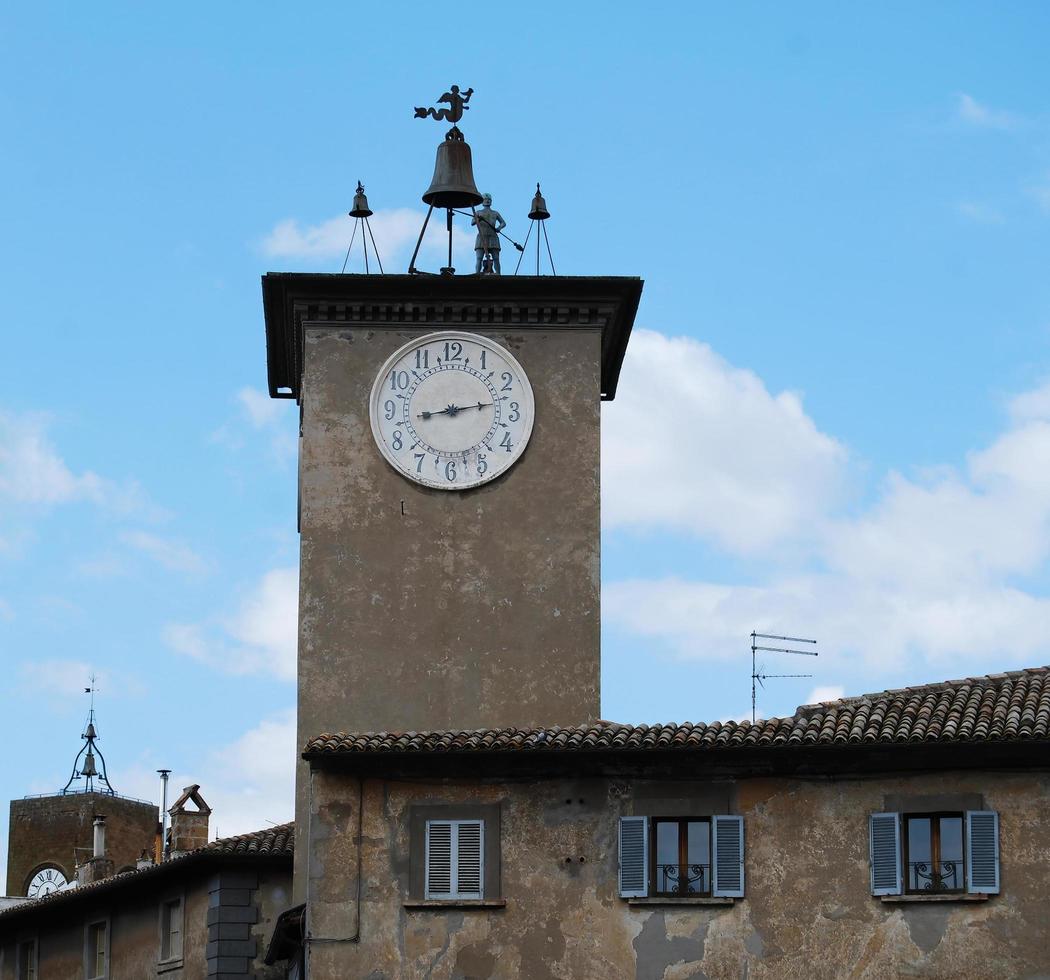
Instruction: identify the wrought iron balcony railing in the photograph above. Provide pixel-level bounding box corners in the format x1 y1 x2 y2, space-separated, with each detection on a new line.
908 860 962 892
655 863 710 895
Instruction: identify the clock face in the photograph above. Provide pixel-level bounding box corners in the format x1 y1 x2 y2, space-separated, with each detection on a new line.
27 865 67 897
370 331 535 490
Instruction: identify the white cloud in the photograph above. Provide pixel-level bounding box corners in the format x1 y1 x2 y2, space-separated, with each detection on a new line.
121 531 208 576
118 709 296 841
238 387 282 428
261 207 474 270
18 660 147 702
211 388 296 464
804 686 845 705
955 201 1004 224
604 347 1050 679
602 330 847 553
0 411 162 518
955 93 1017 130
165 566 298 680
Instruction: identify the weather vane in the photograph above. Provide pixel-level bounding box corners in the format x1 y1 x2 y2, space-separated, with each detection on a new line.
414 85 474 129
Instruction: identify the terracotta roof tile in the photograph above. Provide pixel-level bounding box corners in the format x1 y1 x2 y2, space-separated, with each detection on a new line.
0 823 293 922
304 666 1050 759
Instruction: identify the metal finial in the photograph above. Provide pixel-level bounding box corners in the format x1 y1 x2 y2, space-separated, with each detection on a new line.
61 677 117 796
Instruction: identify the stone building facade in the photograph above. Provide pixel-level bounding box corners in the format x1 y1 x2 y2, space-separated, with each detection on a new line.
0 824 293 979
296 668 1050 979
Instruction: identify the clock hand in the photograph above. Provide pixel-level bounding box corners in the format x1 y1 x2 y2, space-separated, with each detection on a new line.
417 402 494 420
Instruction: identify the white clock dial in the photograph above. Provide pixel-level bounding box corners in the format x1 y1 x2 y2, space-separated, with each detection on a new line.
370 331 535 490
27 865 67 897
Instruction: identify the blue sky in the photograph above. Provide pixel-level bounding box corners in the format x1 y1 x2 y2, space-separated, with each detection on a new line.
2 3 1049 880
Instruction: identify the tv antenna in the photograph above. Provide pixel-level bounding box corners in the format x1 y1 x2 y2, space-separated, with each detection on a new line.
750 631 818 724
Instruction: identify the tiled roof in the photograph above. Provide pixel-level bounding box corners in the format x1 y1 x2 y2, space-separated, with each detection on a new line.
201 822 294 857
304 666 1050 758
0 822 293 922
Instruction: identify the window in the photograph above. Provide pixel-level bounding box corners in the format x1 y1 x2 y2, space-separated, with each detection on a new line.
869 811 999 897
408 804 500 903
86 920 107 979
17 940 36 980
425 820 484 900
619 815 745 899
160 897 183 961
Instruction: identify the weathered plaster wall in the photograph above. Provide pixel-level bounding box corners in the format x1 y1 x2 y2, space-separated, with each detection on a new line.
307 767 1050 979
296 325 602 895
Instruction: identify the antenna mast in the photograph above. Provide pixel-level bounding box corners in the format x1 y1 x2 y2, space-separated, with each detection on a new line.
750 631 818 724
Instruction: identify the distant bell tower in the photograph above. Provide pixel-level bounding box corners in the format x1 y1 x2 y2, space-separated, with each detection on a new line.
261 87 642 894
5 692 158 896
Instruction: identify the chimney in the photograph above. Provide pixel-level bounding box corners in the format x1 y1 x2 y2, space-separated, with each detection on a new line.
93 814 106 858
136 849 153 871
77 814 114 885
168 784 212 857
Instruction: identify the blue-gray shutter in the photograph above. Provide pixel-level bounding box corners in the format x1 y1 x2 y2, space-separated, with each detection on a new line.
712 814 745 898
869 812 902 895
618 816 648 897
966 810 999 894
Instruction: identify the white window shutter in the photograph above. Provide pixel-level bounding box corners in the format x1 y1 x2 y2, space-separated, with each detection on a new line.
426 820 483 900
966 811 1000 894
456 821 484 899
712 815 745 897
618 816 648 897
869 812 902 896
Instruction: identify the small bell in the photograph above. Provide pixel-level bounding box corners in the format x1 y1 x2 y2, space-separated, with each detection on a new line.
82 750 98 777
84 722 96 739
528 183 550 221
422 135 483 208
349 181 373 219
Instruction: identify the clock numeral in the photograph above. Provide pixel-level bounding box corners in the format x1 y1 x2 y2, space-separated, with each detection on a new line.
389 370 410 392
508 401 520 422
384 399 396 421
392 431 403 451
479 349 487 369
445 460 457 481
500 372 513 392
500 432 514 453
414 349 430 369
476 452 488 476
444 341 463 362
414 453 426 474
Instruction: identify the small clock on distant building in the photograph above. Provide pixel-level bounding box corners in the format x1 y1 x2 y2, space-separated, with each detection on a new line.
26 865 67 897
370 331 535 490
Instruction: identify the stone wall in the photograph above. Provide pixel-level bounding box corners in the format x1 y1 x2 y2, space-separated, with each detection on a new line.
307 767 1050 979
6 793 157 896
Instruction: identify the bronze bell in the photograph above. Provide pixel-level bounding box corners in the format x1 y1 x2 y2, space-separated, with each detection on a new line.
423 138 483 208
528 182 550 221
349 181 373 218
82 750 98 777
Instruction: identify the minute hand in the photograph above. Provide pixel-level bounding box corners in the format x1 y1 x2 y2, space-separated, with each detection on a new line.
417 401 493 419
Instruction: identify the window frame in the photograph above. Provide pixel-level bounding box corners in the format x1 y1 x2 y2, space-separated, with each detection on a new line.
902 811 965 895
158 891 185 969
408 804 501 903
16 938 37 980
649 817 713 897
425 819 485 901
84 917 110 980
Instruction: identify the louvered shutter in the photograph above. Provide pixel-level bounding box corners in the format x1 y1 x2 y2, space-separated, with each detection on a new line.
869 812 902 896
425 821 453 899
456 821 484 899
618 816 648 897
712 814 745 897
425 820 484 900
966 811 999 894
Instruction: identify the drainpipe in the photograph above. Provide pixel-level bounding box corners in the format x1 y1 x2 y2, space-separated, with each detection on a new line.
158 769 171 860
